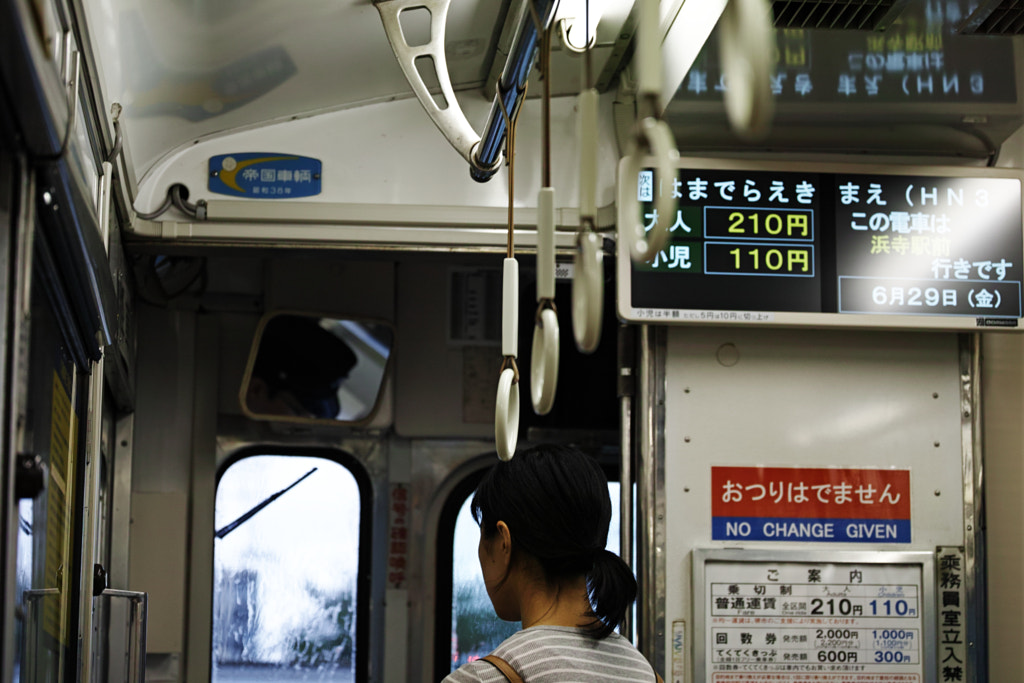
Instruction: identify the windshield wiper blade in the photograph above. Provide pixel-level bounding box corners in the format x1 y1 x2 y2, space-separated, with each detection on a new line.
215 467 318 539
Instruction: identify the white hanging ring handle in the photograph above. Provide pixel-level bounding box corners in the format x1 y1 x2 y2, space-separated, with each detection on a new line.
495 366 520 461
621 117 679 263
530 305 559 415
573 231 604 353
719 0 774 140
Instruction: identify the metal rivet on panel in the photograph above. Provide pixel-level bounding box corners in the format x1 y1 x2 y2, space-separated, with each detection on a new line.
716 343 740 367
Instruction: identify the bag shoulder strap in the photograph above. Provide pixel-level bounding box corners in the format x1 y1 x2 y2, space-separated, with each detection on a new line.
482 655 525 683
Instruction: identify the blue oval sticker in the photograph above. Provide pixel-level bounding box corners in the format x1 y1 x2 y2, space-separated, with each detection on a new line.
209 153 321 198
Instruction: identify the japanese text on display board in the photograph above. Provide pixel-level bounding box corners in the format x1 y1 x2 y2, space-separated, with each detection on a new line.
835 175 1021 317
701 559 927 682
673 12 1016 105
627 167 1023 326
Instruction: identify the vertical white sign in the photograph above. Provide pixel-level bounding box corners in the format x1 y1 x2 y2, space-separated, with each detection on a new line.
935 547 966 683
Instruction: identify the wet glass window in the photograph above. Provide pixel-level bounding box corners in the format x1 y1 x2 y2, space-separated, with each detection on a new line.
449 481 632 671
213 455 361 682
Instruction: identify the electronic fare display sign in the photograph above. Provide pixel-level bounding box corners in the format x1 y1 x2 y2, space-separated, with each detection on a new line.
617 159 1024 330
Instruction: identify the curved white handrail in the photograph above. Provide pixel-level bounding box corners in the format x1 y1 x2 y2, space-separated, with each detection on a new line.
623 0 680 264
496 257 520 460
573 231 603 353
495 367 520 461
620 117 679 263
531 306 559 414
532 187 559 414
719 0 775 140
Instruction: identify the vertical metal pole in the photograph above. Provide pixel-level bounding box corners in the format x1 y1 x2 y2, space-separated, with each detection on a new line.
103 590 146 683
637 325 666 673
107 415 134 683
618 325 635 640
960 333 987 683
80 153 113 683
22 590 58 682
23 594 38 683
79 355 104 683
620 394 633 638
5 161 35 683
129 595 147 683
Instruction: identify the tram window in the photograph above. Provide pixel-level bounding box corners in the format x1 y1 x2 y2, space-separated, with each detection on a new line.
212 453 368 682
445 477 634 673
14 499 32 681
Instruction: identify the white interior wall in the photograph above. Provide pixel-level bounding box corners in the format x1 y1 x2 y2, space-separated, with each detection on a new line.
132 93 622 219
129 305 197 657
660 327 966 681
394 260 503 439
981 334 1024 681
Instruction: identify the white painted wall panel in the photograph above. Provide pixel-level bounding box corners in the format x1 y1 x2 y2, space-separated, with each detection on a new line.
134 94 621 216
661 327 964 675
981 333 1024 681
129 492 188 653
395 262 493 439
133 307 196 492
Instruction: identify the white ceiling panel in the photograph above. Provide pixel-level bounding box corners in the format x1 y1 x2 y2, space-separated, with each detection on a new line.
82 0 509 175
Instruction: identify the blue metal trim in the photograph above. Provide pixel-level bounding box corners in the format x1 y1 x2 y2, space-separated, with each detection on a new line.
471 0 559 182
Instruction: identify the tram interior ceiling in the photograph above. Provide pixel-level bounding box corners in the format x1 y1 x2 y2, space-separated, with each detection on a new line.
7 0 1024 681
662 1 1024 157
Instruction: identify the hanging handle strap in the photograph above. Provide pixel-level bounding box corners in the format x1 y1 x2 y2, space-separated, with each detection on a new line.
482 655 525 683
718 0 775 139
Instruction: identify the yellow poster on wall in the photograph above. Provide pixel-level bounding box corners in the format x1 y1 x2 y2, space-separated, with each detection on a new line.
43 363 76 645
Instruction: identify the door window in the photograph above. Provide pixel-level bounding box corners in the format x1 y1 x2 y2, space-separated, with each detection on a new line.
212 454 366 682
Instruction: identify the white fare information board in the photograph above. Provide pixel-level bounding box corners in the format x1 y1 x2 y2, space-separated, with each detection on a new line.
695 551 936 683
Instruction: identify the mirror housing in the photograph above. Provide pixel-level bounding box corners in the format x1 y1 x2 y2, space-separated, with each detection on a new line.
240 312 394 425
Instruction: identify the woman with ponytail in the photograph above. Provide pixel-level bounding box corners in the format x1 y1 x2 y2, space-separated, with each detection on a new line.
443 444 661 683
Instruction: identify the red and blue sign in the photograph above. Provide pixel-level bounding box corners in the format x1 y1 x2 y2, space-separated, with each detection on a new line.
711 466 911 543
208 153 321 199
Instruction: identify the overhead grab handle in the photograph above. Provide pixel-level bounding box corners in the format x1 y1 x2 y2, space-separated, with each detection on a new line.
621 117 678 262
573 87 603 353
621 0 679 264
718 0 775 140
495 96 523 461
532 188 559 414
375 0 493 175
377 0 559 182
573 231 604 353
531 25 559 415
496 258 521 461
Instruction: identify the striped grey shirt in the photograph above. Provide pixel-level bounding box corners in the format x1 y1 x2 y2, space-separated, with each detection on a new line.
443 625 657 683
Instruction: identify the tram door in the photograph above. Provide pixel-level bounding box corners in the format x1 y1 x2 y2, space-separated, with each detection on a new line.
5 178 94 683
0 144 115 682
15 278 91 683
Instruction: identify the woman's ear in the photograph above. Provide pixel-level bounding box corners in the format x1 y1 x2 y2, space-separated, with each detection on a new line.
495 520 512 563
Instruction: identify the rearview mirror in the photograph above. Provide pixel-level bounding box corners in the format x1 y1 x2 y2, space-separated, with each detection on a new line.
241 312 394 424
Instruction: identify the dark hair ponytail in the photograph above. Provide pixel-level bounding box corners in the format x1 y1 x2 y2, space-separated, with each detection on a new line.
587 549 638 638
472 444 637 639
